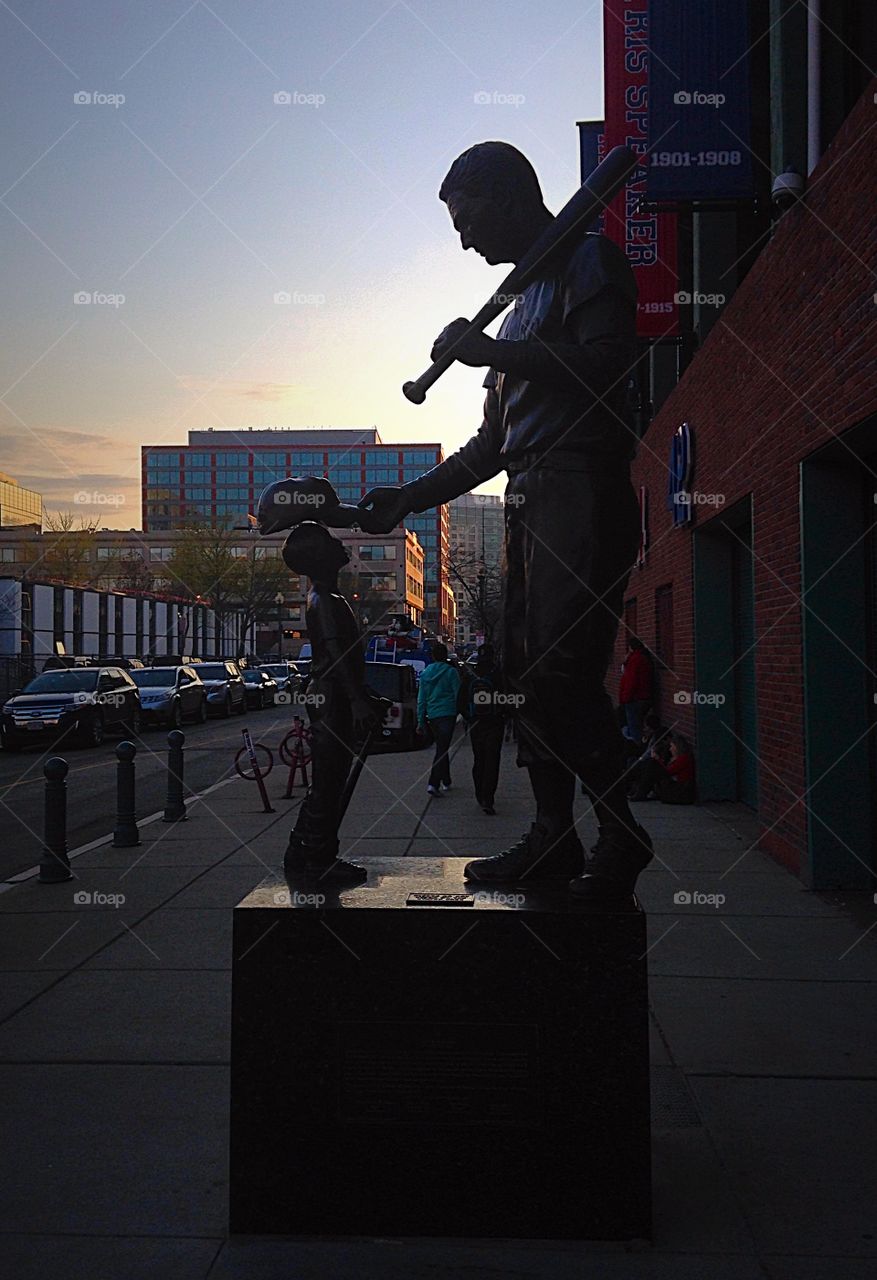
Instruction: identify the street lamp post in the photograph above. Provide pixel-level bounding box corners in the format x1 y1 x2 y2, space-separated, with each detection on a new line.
274 591 285 658
477 563 487 645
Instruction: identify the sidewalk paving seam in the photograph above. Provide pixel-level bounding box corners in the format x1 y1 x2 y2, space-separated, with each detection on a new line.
0 1058 233 1066
0 796 296 1030
401 731 471 856
680 1070 877 1081
647 974 877 983
1 774 242 890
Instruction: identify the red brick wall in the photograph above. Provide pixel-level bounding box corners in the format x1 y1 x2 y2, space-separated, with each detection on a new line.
618 79 877 873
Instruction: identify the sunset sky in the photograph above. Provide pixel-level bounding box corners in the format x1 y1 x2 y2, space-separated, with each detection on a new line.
0 0 605 526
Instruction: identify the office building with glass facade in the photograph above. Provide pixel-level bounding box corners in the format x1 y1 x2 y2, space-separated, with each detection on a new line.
141 429 452 633
0 471 42 528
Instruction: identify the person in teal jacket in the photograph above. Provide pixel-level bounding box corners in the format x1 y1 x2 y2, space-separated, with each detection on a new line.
417 642 461 795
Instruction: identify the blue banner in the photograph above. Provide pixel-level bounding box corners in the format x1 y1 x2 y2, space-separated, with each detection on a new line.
646 0 754 201
577 120 605 232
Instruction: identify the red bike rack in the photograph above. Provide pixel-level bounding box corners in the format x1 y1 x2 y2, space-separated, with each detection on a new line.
234 728 275 813
279 716 312 798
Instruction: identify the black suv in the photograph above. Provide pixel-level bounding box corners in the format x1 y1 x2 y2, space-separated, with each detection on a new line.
1 666 141 749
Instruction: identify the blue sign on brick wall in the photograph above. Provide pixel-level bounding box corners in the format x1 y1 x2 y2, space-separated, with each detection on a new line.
646 0 754 202
667 423 694 527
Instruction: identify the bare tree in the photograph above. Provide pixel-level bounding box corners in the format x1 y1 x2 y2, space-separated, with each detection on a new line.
447 550 503 646
168 522 294 657
233 549 291 656
338 567 401 634
21 511 103 586
112 550 155 593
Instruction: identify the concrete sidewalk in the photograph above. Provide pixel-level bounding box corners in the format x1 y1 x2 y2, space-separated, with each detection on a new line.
1 728 875 1278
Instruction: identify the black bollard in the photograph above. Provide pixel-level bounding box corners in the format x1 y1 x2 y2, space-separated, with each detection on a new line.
40 757 73 883
112 741 140 848
163 729 187 823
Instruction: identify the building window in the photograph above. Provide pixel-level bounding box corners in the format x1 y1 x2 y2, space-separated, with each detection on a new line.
253 451 288 467
358 545 395 560
361 573 397 593
624 597 637 638
149 547 174 562
0 547 16 562
654 584 674 672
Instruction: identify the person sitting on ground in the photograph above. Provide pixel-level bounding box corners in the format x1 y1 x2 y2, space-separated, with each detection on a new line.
630 731 696 804
417 642 461 797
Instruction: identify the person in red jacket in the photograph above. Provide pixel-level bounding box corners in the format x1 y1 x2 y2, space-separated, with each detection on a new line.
618 635 653 743
631 732 696 805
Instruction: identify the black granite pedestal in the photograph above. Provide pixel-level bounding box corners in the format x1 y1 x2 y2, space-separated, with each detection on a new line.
229 857 651 1240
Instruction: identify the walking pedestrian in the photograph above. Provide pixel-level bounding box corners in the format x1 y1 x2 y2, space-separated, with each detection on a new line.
469 644 504 814
417 642 461 796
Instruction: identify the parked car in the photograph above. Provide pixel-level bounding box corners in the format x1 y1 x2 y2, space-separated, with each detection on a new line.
257 662 297 694
197 661 247 717
363 661 419 750
42 655 97 671
242 668 279 710
1 666 141 749
131 665 207 727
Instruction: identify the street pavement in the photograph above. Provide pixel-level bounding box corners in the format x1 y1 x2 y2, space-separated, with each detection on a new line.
1 725 875 1278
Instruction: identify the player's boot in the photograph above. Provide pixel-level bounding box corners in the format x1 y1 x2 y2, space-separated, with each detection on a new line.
284 826 368 886
463 822 584 883
568 824 653 905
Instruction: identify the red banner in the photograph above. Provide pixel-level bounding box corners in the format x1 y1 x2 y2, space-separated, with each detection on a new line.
602 0 679 338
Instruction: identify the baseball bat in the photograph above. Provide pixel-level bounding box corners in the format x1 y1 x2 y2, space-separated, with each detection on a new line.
402 144 639 405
